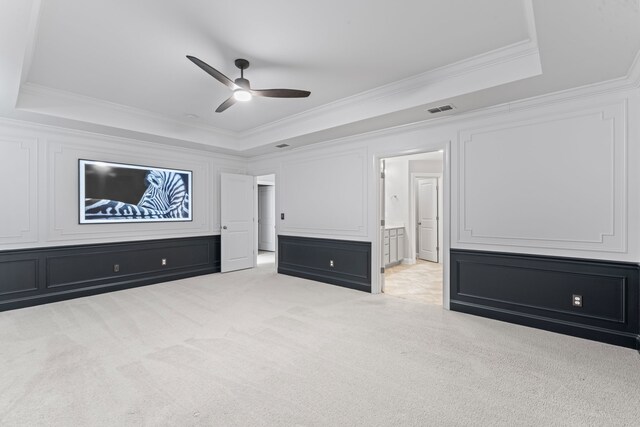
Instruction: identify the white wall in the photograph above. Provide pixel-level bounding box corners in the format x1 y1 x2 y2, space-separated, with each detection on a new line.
277 148 368 239
384 157 409 228
0 119 246 250
3 68 638 299
454 102 632 256
409 158 443 174
249 82 640 295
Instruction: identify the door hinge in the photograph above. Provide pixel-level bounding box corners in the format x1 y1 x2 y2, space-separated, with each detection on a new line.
381 219 385 226
381 171 385 179
380 267 385 274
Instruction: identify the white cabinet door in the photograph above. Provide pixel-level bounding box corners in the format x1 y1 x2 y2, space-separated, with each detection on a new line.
390 232 398 263
397 229 404 262
384 230 390 265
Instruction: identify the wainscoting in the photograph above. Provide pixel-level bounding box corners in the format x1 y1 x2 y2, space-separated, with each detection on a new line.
278 235 371 292
0 235 220 311
450 249 640 349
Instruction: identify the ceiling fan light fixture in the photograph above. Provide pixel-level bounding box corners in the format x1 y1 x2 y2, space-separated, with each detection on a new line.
186 56 310 112
233 89 252 102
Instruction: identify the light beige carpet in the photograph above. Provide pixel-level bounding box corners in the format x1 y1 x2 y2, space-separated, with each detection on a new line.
0 260 639 426
384 260 443 305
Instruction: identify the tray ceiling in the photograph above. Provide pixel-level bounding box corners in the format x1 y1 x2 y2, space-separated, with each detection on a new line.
0 0 639 155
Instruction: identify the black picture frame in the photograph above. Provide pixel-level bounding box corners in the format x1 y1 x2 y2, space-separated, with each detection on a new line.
79 159 193 224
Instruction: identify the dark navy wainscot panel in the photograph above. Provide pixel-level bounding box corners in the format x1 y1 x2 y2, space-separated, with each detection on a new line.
450 249 640 350
0 235 220 311
278 235 371 292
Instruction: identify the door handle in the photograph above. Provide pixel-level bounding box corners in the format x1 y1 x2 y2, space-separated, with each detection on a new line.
222 226 227 230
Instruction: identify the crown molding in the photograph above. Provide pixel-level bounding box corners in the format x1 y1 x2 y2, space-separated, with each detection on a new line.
249 46 640 162
14 38 542 154
236 0 540 150
240 40 538 139
0 115 246 161
628 47 640 88
236 38 541 150
13 40 639 160
18 0 41 88
17 82 238 148
6 0 639 158
11 0 542 154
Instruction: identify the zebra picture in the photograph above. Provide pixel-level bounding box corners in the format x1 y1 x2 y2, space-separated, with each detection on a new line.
79 160 192 224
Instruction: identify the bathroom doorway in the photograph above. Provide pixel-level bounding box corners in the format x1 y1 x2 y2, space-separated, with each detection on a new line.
380 151 444 305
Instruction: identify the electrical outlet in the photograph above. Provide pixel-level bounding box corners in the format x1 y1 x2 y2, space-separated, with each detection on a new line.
329 260 334 268
113 264 120 273
572 294 582 307
161 258 167 266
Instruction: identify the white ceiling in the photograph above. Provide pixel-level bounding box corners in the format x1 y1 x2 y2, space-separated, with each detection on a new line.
1 0 639 155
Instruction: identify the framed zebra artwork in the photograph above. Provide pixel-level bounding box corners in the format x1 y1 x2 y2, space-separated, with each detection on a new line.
79 160 192 224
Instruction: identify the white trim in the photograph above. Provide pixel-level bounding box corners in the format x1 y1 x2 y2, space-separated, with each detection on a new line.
18 0 41 88
253 171 279 271
239 39 540 141
375 141 451 310
626 45 640 88
13 0 542 155
11 44 640 158
0 115 245 162
19 82 237 138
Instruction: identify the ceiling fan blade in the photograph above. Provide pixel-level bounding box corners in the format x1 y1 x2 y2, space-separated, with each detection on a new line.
186 55 237 90
251 89 310 98
215 96 237 113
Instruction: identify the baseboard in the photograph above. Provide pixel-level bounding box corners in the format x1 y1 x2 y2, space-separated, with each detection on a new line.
451 300 639 349
0 235 220 311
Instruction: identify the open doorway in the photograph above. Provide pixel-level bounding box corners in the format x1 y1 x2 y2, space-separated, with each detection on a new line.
256 174 276 268
381 151 444 305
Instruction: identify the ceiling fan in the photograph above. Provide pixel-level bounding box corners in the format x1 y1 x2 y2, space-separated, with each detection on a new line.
186 56 311 113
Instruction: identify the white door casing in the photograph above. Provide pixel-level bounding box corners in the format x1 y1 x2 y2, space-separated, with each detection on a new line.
258 185 276 251
380 159 386 291
417 177 438 262
221 173 255 272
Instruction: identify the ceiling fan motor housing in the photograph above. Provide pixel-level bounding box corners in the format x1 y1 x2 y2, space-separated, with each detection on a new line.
235 77 250 89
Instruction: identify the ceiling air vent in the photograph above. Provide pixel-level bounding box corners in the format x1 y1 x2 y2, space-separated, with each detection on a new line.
427 104 455 114
275 143 290 148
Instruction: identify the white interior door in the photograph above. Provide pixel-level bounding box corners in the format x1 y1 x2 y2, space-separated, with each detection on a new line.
258 185 275 251
417 177 438 262
221 173 255 272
